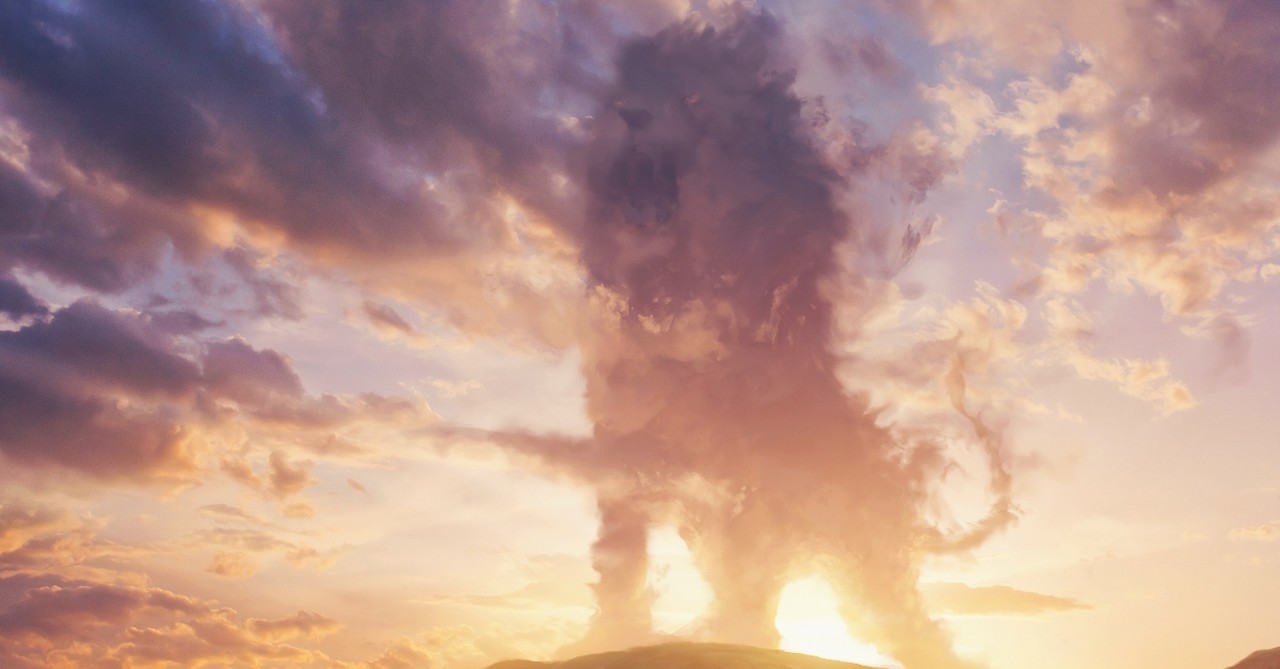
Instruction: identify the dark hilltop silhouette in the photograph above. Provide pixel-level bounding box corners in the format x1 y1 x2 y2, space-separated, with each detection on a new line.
489 641 1280 669
489 643 881 669
1226 647 1280 669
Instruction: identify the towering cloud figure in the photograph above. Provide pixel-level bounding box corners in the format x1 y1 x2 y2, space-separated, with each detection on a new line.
541 11 1012 669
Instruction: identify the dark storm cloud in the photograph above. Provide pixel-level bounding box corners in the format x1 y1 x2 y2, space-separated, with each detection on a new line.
0 374 193 479
0 275 45 318
258 0 602 268
221 247 306 320
0 301 197 479
203 337 304 405
262 0 559 174
0 0 515 288
1109 0 1280 198
0 157 182 293
0 0 619 351
0 299 428 482
2 300 200 396
0 161 43 235
142 308 222 335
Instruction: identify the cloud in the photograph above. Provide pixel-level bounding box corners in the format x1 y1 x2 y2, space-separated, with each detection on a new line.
1 2 1273 668
0 500 132 577
0 581 204 640
0 498 347 666
207 551 258 579
265 451 313 499
142 307 224 336
877 0 1279 416
0 275 46 319
203 338 305 405
0 367 197 482
432 378 482 399
0 0 603 347
0 298 434 485
2 299 201 397
921 583 1091 616
363 300 418 337
1229 522 1280 543
361 299 438 347
0 302 188 479
1042 297 1197 414
970 1 1280 328
0 502 73 555
281 501 316 519
357 636 441 669
0 158 186 294
0 575 336 668
197 504 268 525
0 0 435 256
191 527 344 572
245 610 340 642
466 11 1015 668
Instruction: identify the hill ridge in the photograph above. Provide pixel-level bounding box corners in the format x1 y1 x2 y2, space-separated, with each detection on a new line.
488 641 882 669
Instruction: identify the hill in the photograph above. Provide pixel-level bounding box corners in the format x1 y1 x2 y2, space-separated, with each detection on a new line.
488 642 881 669
1227 647 1280 669
491 641 1280 669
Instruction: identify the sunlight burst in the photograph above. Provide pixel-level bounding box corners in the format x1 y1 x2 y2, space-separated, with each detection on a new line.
775 576 901 668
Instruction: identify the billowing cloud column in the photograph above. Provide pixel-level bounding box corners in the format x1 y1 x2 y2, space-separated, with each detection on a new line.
564 11 1005 668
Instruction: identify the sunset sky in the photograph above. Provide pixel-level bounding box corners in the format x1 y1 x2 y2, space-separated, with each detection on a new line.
1 1 1278 668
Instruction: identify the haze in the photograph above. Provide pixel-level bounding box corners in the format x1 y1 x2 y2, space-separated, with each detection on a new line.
0 1 1277 668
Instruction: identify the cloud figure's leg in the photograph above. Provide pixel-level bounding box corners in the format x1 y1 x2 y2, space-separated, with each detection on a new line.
681 494 792 648
828 555 976 669
571 494 654 652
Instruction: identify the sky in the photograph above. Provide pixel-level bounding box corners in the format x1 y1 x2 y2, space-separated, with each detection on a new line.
0 1 1278 668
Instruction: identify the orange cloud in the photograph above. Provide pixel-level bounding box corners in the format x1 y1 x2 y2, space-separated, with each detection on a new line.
1229 522 1280 543
207 552 257 579
245 610 340 643
921 583 1091 616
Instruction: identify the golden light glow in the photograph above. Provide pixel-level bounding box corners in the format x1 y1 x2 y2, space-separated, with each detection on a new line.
648 526 713 633
775 576 900 668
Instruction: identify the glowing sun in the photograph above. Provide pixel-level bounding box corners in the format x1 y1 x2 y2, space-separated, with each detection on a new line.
775 576 900 668
647 528 899 668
